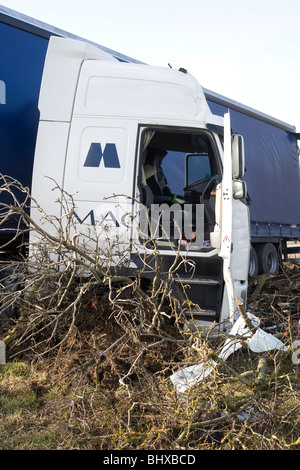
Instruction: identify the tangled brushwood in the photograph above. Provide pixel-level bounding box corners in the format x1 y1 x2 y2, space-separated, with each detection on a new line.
0 176 300 450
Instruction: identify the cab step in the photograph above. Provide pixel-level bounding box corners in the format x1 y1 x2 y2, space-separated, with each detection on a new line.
174 275 220 286
185 308 217 319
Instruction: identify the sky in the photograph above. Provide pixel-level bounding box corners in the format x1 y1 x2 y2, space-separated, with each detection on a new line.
1 0 300 131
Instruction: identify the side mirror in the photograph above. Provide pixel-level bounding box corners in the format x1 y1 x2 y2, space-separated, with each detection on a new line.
232 134 245 179
233 179 247 200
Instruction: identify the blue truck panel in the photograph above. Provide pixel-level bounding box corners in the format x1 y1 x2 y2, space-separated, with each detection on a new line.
0 21 47 196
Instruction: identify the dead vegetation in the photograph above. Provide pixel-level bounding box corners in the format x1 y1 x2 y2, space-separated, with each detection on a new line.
0 176 299 450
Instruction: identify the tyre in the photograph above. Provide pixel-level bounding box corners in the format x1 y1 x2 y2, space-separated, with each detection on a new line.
249 245 259 278
256 243 279 275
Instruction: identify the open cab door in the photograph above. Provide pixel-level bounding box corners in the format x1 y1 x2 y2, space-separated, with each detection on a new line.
215 112 250 328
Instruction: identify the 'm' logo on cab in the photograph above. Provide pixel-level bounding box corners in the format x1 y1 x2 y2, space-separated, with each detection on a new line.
84 143 121 168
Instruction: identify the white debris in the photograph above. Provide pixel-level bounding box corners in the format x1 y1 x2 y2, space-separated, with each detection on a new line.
170 312 288 394
170 360 217 395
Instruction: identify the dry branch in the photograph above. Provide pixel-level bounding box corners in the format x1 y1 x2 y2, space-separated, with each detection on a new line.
0 176 299 450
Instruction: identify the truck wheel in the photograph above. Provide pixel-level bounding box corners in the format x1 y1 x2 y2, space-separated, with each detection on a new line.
256 243 279 275
249 245 258 277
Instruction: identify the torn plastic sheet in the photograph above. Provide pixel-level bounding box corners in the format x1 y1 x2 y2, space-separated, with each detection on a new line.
170 361 217 395
170 312 288 395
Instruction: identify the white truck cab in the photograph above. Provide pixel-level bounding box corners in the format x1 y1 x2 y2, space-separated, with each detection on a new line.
31 37 250 333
